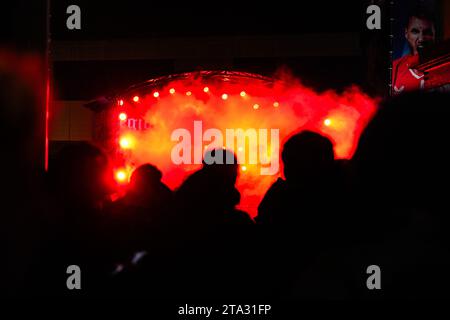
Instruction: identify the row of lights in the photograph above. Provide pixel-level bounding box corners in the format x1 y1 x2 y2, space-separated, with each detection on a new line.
117 88 281 108
115 89 333 183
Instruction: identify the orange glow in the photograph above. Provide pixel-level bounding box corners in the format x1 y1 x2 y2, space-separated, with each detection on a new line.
133 96 139 102
111 71 378 216
240 91 246 97
118 113 127 121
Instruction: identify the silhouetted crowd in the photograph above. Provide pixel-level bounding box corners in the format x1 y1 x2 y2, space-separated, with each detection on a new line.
5 62 450 299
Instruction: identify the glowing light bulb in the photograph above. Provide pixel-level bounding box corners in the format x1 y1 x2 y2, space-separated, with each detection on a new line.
133 96 139 102
238 147 243 152
222 94 228 100
153 91 159 98
118 113 127 121
240 91 246 97
241 165 247 172
273 102 279 108
118 99 124 106
186 91 192 96
116 170 126 182
169 88 175 94
119 137 132 149
253 103 260 110
203 87 209 93
324 119 332 126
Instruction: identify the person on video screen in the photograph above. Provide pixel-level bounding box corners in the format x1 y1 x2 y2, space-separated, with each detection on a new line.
392 10 436 95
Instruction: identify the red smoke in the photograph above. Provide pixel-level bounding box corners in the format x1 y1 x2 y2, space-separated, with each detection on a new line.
112 71 378 216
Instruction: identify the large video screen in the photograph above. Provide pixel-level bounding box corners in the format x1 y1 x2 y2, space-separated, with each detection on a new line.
392 0 450 94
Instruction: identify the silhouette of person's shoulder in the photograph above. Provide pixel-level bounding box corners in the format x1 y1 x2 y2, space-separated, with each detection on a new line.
256 177 287 224
176 169 205 195
264 177 287 198
228 209 254 226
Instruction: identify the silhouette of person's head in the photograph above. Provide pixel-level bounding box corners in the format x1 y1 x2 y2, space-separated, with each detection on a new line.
175 149 240 214
51 142 112 208
128 164 163 193
125 163 171 209
282 131 335 184
202 148 239 187
354 91 450 210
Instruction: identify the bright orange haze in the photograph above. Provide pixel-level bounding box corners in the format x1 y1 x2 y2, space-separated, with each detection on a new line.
111 71 378 216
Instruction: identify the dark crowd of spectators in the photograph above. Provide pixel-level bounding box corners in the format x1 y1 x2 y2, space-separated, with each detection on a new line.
5 59 450 299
